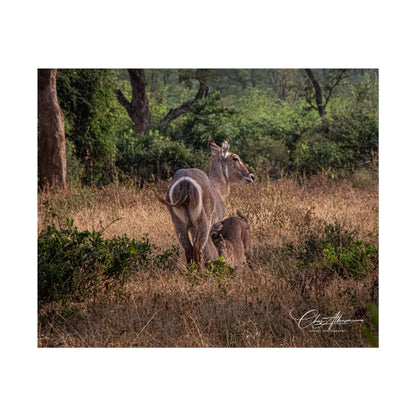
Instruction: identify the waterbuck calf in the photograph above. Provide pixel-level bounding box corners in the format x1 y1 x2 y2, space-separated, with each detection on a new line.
161 141 254 264
210 211 253 268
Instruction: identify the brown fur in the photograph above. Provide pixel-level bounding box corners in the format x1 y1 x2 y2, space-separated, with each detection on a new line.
210 211 253 268
161 141 254 264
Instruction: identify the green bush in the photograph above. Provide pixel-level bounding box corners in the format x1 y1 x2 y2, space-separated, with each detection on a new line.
280 220 378 279
165 91 238 150
237 91 319 143
245 136 290 179
293 137 347 176
38 218 179 304
206 257 234 289
116 129 208 181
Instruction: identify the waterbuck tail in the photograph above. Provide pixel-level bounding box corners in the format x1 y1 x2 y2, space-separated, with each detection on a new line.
156 193 188 207
154 180 189 207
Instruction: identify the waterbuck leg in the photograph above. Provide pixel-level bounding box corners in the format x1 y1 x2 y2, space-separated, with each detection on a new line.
178 230 193 263
170 214 193 263
192 226 205 264
192 241 203 264
193 219 218 264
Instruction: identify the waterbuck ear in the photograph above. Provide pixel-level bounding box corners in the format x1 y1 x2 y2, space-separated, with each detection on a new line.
209 141 221 156
236 210 248 222
221 141 230 158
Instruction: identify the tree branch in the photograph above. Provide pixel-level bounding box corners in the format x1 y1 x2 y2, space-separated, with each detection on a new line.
305 69 325 117
114 88 132 116
161 80 209 125
304 92 318 111
324 69 349 105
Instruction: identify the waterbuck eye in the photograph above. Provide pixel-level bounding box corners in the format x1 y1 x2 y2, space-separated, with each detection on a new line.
233 156 239 162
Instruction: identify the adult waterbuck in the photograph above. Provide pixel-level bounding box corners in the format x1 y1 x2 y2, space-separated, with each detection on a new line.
210 211 253 268
160 141 254 264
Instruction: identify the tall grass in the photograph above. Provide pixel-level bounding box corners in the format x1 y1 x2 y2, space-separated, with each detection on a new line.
38 173 378 347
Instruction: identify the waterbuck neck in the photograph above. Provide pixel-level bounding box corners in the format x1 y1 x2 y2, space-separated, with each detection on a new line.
209 162 229 201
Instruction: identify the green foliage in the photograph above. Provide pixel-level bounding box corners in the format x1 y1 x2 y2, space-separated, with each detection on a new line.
361 302 378 347
245 136 290 179
116 129 207 180
65 139 83 185
221 90 321 178
147 88 168 124
52 69 378 184
280 221 378 279
206 257 234 288
293 73 379 176
57 69 123 186
236 89 318 142
38 217 179 304
293 137 346 176
326 75 378 165
165 91 238 150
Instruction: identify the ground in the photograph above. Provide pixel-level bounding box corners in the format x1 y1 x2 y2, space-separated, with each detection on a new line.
38 173 378 347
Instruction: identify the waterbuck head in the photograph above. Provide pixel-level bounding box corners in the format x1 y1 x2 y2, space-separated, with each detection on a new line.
209 141 254 190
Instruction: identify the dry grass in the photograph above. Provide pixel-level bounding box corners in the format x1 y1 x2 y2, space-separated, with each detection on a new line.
38 173 378 347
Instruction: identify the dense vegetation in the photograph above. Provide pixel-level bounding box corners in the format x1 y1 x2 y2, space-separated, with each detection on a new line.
56 69 378 186
38 69 378 348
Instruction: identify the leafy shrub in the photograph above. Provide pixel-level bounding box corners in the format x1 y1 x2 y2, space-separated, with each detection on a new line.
165 91 238 150
327 74 378 161
280 220 378 279
38 219 179 304
244 136 290 179
206 257 234 278
116 129 207 181
293 138 346 176
237 91 319 142
206 257 234 289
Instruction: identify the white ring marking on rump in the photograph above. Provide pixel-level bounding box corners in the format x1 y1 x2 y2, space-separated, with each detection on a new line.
169 176 203 225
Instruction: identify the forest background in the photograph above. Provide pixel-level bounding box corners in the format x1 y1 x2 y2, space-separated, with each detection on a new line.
44 68 378 188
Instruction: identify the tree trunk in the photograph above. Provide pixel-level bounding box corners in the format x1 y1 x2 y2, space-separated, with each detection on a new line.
305 69 326 120
269 70 279 94
250 69 257 87
115 69 151 135
38 69 67 189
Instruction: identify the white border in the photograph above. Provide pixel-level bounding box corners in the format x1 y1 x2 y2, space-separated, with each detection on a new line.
2 1 415 415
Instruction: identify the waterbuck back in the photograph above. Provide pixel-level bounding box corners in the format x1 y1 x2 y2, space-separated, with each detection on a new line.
210 212 253 268
162 141 254 264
